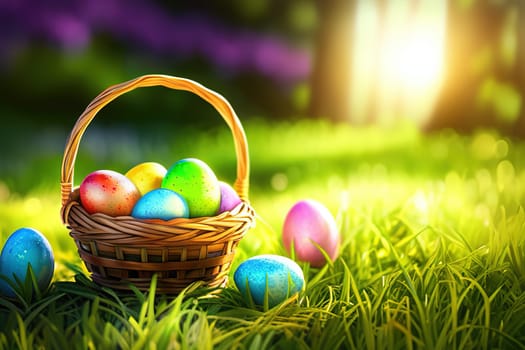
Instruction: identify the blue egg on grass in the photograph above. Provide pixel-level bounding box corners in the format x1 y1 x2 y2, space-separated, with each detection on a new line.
0 227 55 298
132 188 189 220
233 254 305 308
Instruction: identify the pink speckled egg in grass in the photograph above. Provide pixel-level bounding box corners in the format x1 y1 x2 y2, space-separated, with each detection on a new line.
282 199 340 267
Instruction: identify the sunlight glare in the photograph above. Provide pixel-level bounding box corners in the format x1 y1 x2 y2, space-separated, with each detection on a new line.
351 1 447 126
413 190 429 216
388 31 444 91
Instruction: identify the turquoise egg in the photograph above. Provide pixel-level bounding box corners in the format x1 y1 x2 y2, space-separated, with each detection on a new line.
0 227 55 298
233 254 305 308
131 188 189 220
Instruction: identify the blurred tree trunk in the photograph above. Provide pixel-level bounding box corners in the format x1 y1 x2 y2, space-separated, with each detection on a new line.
366 0 389 124
308 0 356 122
513 1 525 137
424 1 506 133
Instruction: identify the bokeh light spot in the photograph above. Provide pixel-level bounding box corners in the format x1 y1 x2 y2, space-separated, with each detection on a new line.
271 173 289 192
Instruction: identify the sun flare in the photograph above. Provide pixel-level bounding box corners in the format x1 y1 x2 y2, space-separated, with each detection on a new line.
351 1 447 125
385 30 445 91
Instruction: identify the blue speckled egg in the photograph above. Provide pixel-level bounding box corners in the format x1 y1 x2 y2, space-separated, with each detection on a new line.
132 188 189 220
0 227 55 298
233 254 305 308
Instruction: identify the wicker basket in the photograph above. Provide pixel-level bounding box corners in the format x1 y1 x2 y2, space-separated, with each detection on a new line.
60 74 256 294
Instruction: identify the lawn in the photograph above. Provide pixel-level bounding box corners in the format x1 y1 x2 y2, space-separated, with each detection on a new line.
0 118 524 349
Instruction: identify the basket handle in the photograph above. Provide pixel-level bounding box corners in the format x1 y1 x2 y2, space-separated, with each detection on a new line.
60 74 250 206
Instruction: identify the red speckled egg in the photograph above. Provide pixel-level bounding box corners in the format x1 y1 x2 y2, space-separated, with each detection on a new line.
79 169 141 216
282 199 340 267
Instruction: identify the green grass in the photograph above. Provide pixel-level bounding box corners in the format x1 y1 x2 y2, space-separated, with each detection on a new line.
0 119 524 349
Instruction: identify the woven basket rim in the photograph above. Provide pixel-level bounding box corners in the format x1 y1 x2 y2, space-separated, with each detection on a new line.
63 193 256 245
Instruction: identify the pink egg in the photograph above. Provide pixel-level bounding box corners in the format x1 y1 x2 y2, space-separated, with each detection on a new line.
282 199 340 267
218 181 242 213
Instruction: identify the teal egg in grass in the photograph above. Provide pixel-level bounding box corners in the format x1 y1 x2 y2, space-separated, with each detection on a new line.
132 188 189 220
234 254 305 308
0 228 55 298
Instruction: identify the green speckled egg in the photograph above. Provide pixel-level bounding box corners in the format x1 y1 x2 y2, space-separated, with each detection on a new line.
161 158 220 217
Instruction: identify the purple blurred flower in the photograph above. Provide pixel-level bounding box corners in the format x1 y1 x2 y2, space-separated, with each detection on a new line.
43 13 90 50
0 0 311 85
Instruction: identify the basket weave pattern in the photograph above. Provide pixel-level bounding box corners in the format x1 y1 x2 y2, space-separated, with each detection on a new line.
60 74 256 293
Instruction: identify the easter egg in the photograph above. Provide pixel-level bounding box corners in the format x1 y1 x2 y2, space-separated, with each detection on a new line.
218 181 242 213
161 158 221 218
233 254 304 308
132 188 189 220
282 199 340 267
79 169 141 216
0 228 54 298
125 162 167 195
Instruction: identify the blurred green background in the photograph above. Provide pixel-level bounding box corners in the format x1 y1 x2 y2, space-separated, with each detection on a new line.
2 0 524 184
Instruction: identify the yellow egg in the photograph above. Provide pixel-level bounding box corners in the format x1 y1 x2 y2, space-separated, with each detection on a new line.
125 162 167 195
